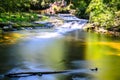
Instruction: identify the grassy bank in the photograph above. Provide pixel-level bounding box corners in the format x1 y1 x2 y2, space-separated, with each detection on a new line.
0 12 49 30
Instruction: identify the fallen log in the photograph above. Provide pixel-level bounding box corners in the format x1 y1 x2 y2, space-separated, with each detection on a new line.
4 70 69 78
0 68 98 79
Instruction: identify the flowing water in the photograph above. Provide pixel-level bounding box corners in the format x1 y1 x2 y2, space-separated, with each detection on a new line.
0 27 120 80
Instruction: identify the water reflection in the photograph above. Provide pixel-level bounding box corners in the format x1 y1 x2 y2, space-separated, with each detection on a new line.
85 33 120 80
0 32 22 45
0 30 68 80
0 30 120 80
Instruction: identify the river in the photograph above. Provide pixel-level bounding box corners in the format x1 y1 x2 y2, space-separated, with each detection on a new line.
0 27 120 80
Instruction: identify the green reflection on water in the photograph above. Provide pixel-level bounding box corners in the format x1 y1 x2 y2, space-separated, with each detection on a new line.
0 32 23 45
1 31 120 80
85 33 120 80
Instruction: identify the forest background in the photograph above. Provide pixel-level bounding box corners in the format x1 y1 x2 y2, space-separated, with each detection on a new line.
0 0 120 32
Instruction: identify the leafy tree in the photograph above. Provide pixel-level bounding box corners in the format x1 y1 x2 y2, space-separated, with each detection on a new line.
64 0 90 18
86 0 115 28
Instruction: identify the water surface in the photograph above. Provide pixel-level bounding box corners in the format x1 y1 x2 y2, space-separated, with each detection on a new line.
0 29 120 80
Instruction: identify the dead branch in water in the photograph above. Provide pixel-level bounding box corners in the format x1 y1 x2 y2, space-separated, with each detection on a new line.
5 70 69 78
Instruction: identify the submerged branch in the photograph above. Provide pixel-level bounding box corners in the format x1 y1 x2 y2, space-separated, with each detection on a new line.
4 70 69 78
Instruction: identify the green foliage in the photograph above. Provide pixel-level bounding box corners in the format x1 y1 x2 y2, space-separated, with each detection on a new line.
0 12 50 28
86 0 104 13
0 12 39 28
114 11 120 27
0 12 38 23
0 0 119 30
0 7 5 12
40 16 49 21
0 0 31 12
41 0 46 6
69 0 90 18
103 0 120 10
86 0 119 28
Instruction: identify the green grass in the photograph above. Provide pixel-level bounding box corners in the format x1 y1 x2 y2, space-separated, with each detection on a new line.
0 12 49 28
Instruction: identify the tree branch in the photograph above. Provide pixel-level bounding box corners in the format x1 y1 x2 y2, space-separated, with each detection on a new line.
5 70 69 78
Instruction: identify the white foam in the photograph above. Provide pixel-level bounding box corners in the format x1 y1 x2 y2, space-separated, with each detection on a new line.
35 32 62 38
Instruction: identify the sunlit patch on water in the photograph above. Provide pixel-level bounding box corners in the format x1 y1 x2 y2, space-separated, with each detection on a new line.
87 42 120 50
0 33 23 45
86 41 120 56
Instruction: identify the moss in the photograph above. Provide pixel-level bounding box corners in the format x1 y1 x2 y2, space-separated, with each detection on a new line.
0 12 39 23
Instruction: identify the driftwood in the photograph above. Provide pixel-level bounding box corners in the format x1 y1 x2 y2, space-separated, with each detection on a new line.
1 68 98 78
4 70 69 78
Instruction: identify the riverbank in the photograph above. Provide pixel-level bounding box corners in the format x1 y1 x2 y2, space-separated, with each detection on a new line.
0 12 52 31
1 12 120 37
83 23 120 37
